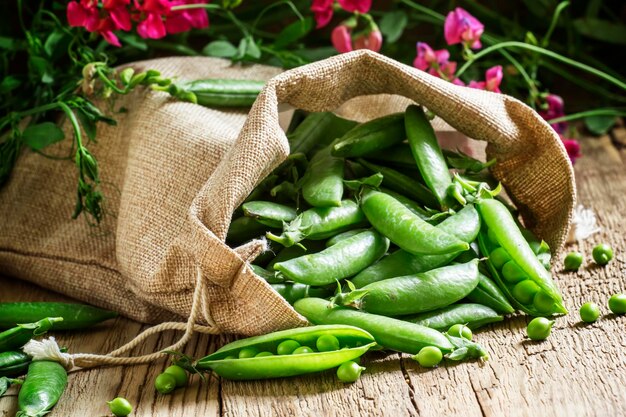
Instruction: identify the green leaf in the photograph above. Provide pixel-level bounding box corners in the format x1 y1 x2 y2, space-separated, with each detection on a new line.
379 11 408 43
29 56 54 84
573 18 626 45
238 37 261 60
1 377 11 397
117 33 148 51
203 40 238 58
44 30 67 58
77 109 97 142
274 17 314 49
0 36 15 50
21 122 65 150
584 115 616 135
0 76 21 93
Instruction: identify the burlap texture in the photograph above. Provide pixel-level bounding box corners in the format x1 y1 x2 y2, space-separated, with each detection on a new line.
0 50 575 335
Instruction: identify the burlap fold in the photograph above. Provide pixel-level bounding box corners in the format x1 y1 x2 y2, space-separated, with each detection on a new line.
0 51 575 336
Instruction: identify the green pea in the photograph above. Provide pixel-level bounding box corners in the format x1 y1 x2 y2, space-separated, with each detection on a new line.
563 251 583 271
512 280 540 304
487 228 499 246
316 334 340 352
276 340 301 355
608 294 626 314
533 291 555 313
292 346 314 355
414 346 443 367
592 243 613 266
155 373 177 394
526 317 554 341
501 261 526 284
163 365 188 388
238 347 260 359
489 247 511 269
336 361 365 383
579 302 600 323
528 241 542 255
224 355 236 360
255 351 274 357
447 324 472 341
107 397 133 417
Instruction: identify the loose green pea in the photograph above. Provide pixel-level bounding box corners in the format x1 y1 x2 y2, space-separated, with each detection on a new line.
533 291 555 313
579 302 600 323
501 261 527 284
608 294 626 314
490 247 511 269
316 334 340 352
255 351 274 357
238 347 260 359
292 346 314 355
107 397 133 417
155 373 177 394
447 324 472 341
563 251 583 271
336 361 365 383
414 346 443 367
512 280 540 304
224 355 236 360
592 243 613 266
163 365 188 388
277 340 301 355
526 317 554 341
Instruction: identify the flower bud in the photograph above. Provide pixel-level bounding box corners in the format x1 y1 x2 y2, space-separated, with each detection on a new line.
331 25 353 54
119 67 135 86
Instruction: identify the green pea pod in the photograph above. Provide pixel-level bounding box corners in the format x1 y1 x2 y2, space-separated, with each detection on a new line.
17 361 68 417
266 240 327 270
180 79 265 107
0 351 31 377
288 112 358 156
250 265 283 284
404 303 503 330
197 325 376 380
350 260 480 316
361 190 469 255
379 188 435 222
267 200 367 247
331 113 405 157
0 303 117 331
405 105 454 209
270 283 334 305
301 145 344 207
466 272 515 314
294 298 454 354
362 143 416 170
226 216 270 246
325 228 368 247
358 159 438 208
274 230 389 285
0 317 63 352
241 201 297 228
352 204 480 288
476 198 567 315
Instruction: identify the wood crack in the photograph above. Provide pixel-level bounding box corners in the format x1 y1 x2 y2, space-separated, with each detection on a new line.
398 354 421 416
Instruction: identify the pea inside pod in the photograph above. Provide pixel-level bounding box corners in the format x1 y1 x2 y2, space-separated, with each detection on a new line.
197 325 376 380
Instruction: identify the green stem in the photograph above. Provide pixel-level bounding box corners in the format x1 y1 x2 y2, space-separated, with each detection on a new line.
455 41 626 91
170 4 221 11
95 67 128 95
252 1 304 32
542 1 569 47
57 102 83 148
547 108 626 124
399 0 445 21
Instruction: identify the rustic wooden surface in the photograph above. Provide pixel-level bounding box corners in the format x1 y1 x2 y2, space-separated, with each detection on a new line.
1 133 625 417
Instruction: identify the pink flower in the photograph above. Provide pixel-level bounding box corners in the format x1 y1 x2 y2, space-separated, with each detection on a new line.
353 30 382 52
135 0 171 39
413 42 449 72
311 0 334 28
444 7 484 49
67 0 129 46
166 0 210 34
561 137 582 164
331 24 353 53
469 65 502 92
104 0 132 31
331 23 382 53
539 94 567 134
337 0 371 13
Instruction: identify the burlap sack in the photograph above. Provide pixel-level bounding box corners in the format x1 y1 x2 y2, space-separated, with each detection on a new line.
0 50 575 340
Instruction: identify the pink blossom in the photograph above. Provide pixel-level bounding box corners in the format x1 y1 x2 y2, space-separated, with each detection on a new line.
331 24 353 53
104 0 132 31
67 0 129 46
468 66 502 92
444 7 484 49
353 30 382 52
539 94 567 134
134 0 170 39
337 0 371 13
166 0 210 34
413 42 449 72
561 137 582 164
311 0 334 28
331 23 382 53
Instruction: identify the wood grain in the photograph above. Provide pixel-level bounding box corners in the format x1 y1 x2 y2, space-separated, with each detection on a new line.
1 133 625 417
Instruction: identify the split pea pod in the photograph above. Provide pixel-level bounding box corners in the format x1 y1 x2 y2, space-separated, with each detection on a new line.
358 159 438 208
351 204 480 288
405 105 453 209
0 351 31 377
351 260 480 316
241 201 297 228
17 361 68 417
331 113 405 157
0 317 63 352
196 325 376 380
360 190 469 256
273 230 389 285
301 145 344 207
294 298 454 354
404 303 503 330
477 198 567 316
0 303 117 330
466 272 515 314
288 112 358 156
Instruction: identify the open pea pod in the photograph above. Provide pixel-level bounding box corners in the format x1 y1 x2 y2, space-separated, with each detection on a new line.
197 325 376 380
0 317 63 352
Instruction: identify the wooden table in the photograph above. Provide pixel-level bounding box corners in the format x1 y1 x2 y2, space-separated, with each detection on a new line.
2 133 625 417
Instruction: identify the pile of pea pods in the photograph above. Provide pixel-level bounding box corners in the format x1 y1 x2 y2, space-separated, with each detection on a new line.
208 104 570 381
